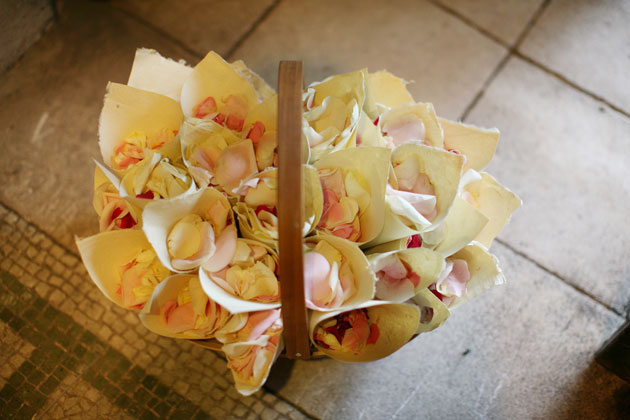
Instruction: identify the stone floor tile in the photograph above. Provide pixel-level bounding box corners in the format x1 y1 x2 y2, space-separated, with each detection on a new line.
465 56 630 315
434 0 544 45
267 243 627 420
111 0 276 58
37 374 135 420
0 0 198 251
0 322 36 387
519 0 630 114
0 0 54 74
231 0 506 119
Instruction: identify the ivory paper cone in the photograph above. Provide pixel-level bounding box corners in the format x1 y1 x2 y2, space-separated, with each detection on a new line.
309 300 419 363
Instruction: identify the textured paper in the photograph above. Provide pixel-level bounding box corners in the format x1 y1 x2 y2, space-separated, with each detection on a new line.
304 235 376 311
310 300 419 362
378 103 444 148
98 82 184 170
76 229 169 309
391 143 465 229
314 147 390 245
142 187 236 272
439 117 499 172
127 48 193 101
411 288 450 334
368 247 445 302
180 51 259 119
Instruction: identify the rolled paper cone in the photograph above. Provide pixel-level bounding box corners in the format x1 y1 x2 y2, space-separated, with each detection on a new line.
378 103 444 148
411 288 450 334
305 235 376 311
304 69 367 162
234 165 323 246
231 59 276 102
139 274 229 339
314 147 390 245
142 187 236 273
180 51 259 119
447 242 505 310
427 196 489 257
199 239 281 314
368 247 445 302
119 151 197 209
309 300 420 363
98 82 184 170
223 333 284 396
439 117 499 172
127 48 193 101
465 172 522 249
391 142 465 229
75 229 169 309
367 70 414 110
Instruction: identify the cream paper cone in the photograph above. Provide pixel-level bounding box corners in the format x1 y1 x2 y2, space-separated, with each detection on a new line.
411 288 450 334
304 69 367 162
98 82 184 171
378 103 444 148
231 59 276 102
127 48 193 102
368 247 445 302
119 150 196 209
314 147 390 245
368 70 414 109
235 166 323 246
93 166 141 232
75 229 170 309
199 239 281 314
439 117 499 172
223 333 283 396
142 187 236 273
464 172 522 249
139 274 230 339
309 300 420 362
447 242 505 310
391 143 465 229
426 196 489 257
304 235 376 311
180 51 259 118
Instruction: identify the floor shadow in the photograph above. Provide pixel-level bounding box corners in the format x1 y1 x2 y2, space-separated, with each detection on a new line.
543 361 629 420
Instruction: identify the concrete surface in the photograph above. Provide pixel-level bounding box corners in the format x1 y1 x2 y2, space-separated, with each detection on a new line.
520 0 630 115
467 56 630 316
435 0 545 44
1 0 629 419
0 0 54 73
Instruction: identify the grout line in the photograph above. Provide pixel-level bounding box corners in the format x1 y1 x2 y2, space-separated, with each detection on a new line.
224 0 282 60
0 199 83 260
263 387 321 420
428 0 509 49
110 7 203 61
511 51 630 119
457 0 552 121
496 239 624 318
434 0 630 120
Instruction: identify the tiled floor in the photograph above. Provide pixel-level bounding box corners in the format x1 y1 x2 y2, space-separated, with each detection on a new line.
1 0 629 419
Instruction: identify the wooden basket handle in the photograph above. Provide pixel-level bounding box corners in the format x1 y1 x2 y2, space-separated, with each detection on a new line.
277 61 311 359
